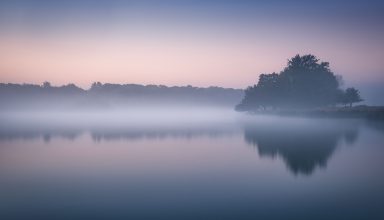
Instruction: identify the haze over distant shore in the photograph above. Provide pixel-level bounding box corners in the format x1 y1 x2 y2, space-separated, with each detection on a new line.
0 82 244 111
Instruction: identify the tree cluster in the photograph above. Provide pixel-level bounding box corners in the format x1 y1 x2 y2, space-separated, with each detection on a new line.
0 82 243 110
236 54 362 111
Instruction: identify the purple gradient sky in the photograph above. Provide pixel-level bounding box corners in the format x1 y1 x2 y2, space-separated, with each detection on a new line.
0 0 383 103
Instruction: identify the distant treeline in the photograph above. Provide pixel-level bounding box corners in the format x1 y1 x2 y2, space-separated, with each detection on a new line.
0 82 243 110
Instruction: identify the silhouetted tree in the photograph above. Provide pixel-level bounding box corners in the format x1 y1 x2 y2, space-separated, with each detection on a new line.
236 73 281 110
43 81 51 88
91 82 103 90
343 87 363 107
279 54 340 107
237 54 355 111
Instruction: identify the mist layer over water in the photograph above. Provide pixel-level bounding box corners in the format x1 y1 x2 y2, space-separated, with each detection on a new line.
0 109 383 220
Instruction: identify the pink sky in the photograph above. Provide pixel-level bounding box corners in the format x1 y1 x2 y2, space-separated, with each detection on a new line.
1 30 383 89
0 1 383 89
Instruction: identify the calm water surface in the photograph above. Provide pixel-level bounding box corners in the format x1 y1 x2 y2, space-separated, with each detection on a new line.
0 112 383 219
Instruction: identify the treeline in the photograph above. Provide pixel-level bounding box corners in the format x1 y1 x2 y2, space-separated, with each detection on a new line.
0 82 243 110
236 54 363 111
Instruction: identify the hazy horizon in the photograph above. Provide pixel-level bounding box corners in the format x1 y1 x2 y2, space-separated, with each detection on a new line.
1 79 383 105
1 0 383 105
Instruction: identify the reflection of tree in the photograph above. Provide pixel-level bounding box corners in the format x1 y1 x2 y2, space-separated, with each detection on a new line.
365 120 384 132
244 119 360 175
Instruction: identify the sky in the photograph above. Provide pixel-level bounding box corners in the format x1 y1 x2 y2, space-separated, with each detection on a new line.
0 0 383 103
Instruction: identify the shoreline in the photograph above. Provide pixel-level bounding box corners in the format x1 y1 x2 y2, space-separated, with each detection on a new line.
246 106 384 120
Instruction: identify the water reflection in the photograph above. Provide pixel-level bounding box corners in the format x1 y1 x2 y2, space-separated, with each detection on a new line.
0 115 382 178
0 126 83 142
243 118 360 175
0 121 239 142
1 115 384 220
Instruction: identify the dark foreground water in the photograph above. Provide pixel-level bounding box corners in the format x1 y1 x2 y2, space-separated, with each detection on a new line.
0 111 383 220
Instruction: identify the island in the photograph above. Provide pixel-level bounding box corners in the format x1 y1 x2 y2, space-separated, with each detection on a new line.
235 54 384 119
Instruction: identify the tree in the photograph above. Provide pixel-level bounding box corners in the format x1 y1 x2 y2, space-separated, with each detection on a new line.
279 54 340 108
42 81 51 88
236 54 344 111
343 87 363 107
236 73 281 111
90 82 103 90
257 73 281 108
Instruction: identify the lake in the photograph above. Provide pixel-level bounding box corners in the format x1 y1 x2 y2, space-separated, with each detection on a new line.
0 111 383 220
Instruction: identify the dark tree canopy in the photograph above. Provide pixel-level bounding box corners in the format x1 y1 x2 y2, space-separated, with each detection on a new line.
340 87 363 107
236 54 361 111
